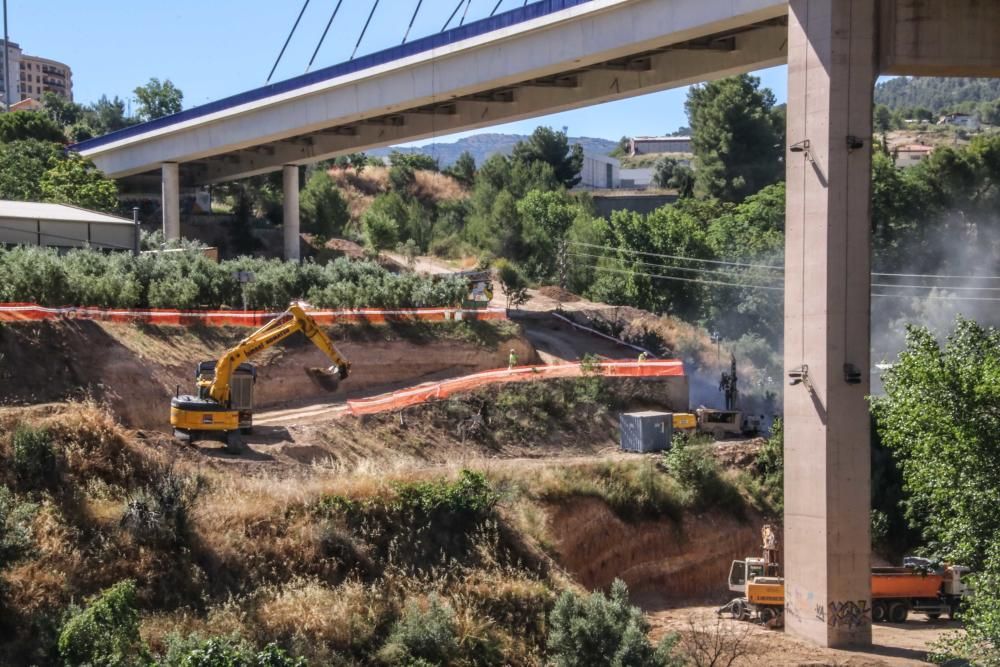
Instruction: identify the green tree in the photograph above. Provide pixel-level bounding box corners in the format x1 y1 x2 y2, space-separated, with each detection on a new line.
87 95 134 135
685 74 783 201
496 260 529 314
512 126 584 188
300 170 349 237
0 139 60 200
515 189 578 278
388 150 439 171
133 78 183 121
40 154 120 213
872 318 1000 664
362 209 399 250
443 150 476 186
58 580 148 667
652 156 695 197
547 579 682 667
874 104 894 133
0 110 65 143
41 91 84 129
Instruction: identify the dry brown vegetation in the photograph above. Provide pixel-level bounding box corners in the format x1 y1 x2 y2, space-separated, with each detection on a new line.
326 165 468 223
0 373 773 664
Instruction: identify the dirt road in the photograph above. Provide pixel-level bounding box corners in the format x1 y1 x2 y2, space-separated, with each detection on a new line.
646 605 956 666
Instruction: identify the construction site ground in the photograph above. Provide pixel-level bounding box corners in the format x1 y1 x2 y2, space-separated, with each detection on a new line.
0 260 958 664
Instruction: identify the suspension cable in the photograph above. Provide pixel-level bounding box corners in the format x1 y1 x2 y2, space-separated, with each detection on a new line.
351 0 381 60
306 0 343 72
402 0 425 44
268 0 310 82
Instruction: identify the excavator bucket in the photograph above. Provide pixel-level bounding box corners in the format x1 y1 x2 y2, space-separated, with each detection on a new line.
306 366 341 392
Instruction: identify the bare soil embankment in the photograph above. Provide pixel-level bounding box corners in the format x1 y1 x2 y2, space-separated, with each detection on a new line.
0 320 535 430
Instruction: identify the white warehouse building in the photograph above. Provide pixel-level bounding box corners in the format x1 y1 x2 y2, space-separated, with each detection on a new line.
578 154 620 189
0 201 137 251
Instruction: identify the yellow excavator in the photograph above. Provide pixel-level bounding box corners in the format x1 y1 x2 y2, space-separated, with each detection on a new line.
170 302 350 449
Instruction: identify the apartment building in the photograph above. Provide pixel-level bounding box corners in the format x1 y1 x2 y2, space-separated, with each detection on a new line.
0 39 73 104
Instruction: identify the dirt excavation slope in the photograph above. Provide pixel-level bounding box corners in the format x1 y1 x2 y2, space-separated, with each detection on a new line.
0 320 535 430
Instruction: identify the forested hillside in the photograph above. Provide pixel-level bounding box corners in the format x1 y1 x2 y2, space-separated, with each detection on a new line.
875 76 1000 114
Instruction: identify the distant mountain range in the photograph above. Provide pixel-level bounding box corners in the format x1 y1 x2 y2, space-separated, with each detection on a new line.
370 133 619 167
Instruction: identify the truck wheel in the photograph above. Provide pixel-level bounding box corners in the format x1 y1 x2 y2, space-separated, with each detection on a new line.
730 599 746 620
889 602 908 624
760 607 780 627
872 601 887 623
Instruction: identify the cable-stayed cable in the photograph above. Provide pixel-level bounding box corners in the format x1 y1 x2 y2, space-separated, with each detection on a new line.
490 0 504 16
459 0 474 26
268 0 310 82
306 0 344 72
442 0 465 31
402 0 425 44
351 0 381 60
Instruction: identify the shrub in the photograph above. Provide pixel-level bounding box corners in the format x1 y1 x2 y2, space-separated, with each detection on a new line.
547 579 682 667
362 210 399 250
0 485 36 568
665 435 743 512
58 580 149 667
120 470 198 546
162 636 306 667
377 595 459 666
0 246 466 310
12 425 57 488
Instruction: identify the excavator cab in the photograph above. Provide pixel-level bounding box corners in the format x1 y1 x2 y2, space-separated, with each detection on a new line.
196 361 257 433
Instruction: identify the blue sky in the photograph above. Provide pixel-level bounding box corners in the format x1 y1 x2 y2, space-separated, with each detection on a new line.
9 0 787 141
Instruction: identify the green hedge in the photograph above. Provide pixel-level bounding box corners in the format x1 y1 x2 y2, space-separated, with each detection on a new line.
0 246 467 310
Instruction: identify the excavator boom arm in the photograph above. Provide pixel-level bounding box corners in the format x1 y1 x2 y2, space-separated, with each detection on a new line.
207 303 351 404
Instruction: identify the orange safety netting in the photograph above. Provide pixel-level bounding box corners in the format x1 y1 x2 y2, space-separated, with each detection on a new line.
0 302 506 327
347 359 685 416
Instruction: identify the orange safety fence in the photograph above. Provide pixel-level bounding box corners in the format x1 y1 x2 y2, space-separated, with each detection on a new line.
347 359 685 416
0 302 507 327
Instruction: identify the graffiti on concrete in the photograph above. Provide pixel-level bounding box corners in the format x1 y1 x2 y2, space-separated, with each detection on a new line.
814 604 826 623
827 600 871 629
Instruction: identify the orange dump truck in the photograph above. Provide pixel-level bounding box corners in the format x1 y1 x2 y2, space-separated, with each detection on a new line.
724 559 972 625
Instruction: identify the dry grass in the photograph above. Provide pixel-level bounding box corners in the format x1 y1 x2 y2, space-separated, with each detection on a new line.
412 170 468 201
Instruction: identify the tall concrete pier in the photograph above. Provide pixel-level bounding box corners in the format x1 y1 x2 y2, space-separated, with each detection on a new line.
783 0 876 647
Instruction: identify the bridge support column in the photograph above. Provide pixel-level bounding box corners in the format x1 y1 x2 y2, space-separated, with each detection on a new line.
783 0 876 648
161 162 180 242
283 165 300 262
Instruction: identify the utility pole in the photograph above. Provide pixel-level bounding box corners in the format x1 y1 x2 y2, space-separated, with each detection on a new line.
2 0 9 113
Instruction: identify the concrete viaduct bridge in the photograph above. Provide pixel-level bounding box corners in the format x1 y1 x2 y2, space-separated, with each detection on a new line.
74 0 1000 649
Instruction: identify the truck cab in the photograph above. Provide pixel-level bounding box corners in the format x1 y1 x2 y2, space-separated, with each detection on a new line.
728 557 768 594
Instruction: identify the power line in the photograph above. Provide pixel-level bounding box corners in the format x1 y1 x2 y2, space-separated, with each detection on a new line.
306 0 344 72
872 270 1000 280
570 240 1000 282
568 251 781 280
872 282 1000 292
872 293 1000 302
268 0 310 82
351 0 381 61
575 261 785 292
568 240 783 271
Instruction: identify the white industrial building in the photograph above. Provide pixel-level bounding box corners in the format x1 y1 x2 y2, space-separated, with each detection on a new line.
619 167 655 190
0 201 136 251
578 154 620 189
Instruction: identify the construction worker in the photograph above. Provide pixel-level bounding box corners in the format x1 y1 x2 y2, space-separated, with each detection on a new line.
508 348 518 369
638 351 648 364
